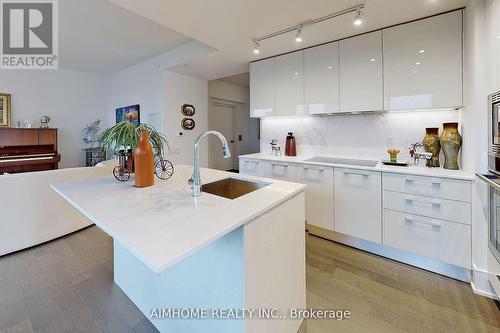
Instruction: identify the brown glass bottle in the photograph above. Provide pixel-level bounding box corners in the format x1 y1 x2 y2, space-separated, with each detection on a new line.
285 132 297 156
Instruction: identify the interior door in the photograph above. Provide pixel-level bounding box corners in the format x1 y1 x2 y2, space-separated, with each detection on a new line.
210 101 235 171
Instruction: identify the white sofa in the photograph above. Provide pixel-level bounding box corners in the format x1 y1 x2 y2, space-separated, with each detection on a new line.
0 160 117 256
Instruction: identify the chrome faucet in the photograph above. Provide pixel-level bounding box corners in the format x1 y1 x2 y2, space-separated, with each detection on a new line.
188 130 231 197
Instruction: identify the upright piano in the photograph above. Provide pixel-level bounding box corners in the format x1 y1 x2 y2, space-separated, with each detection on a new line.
0 128 61 174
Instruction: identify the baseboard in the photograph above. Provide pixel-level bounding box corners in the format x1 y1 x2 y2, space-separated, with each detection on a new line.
472 264 499 300
307 224 471 283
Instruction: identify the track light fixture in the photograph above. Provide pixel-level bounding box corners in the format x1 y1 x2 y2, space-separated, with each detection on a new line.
353 8 363 26
253 41 260 54
295 27 303 43
252 4 365 55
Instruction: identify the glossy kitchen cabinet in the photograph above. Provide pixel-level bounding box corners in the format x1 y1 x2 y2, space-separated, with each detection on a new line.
275 51 305 116
383 10 463 110
296 165 334 230
265 161 296 181
239 159 266 177
304 42 340 114
250 58 275 118
339 31 383 112
334 168 382 243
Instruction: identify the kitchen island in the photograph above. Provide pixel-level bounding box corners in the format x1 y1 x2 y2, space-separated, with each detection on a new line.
51 165 306 333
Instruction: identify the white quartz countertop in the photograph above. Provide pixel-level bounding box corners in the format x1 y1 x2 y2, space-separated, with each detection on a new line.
239 153 475 181
51 165 305 273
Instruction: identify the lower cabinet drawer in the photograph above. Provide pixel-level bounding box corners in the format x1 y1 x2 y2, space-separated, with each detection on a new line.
265 162 296 181
383 191 471 225
383 173 472 202
239 159 265 177
383 209 471 269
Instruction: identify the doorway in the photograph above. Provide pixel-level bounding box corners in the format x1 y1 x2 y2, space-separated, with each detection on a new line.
208 98 260 171
209 100 237 171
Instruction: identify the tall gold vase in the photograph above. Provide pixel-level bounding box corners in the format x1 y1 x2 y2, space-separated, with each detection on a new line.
423 128 440 168
439 122 462 170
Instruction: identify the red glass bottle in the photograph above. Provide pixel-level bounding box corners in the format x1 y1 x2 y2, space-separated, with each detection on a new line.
285 132 296 156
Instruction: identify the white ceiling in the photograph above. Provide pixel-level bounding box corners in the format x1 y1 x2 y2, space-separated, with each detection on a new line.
110 0 466 80
59 0 191 75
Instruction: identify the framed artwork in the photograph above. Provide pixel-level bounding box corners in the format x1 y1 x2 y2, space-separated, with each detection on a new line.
181 104 195 117
181 118 195 130
0 93 11 127
116 104 140 125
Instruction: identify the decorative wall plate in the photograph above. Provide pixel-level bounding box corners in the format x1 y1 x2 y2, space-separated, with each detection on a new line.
181 104 195 117
181 118 195 130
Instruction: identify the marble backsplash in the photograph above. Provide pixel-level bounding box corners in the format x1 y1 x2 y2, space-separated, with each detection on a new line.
260 110 460 162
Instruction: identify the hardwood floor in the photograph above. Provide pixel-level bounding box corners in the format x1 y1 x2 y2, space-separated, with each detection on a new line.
0 226 499 333
303 235 500 333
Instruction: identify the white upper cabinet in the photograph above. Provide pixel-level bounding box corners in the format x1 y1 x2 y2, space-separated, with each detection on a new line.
304 42 340 115
250 58 275 118
383 11 463 110
339 31 384 112
275 51 305 116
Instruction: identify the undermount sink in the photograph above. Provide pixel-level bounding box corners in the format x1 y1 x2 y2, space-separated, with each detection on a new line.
202 177 270 200
304 156 379 167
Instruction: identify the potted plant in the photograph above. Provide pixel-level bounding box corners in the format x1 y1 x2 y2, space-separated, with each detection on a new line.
98 122 168 158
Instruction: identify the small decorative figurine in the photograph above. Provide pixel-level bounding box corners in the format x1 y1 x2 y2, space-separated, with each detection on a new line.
270 139 281 156
40 116 50 128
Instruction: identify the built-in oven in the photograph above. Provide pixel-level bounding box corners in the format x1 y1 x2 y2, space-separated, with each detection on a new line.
488 91 500 175
479 173 500 299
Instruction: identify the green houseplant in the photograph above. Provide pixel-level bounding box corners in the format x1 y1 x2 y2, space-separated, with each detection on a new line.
99 122 168 156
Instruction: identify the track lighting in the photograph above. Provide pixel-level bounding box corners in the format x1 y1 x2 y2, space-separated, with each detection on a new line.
252 4 365 54
353 8 363 26
295 27 303 43
253 41 260 54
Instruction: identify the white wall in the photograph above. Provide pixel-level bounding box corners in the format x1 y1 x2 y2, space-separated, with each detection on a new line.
467 0 500 299
0 69 107 168
107 54 209 166
260 110 459 162
164 70 208 166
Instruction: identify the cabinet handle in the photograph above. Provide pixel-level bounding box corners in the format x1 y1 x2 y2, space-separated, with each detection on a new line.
244 160 259 164
405 216 442 228
344 171 369 177
405 178 441 186
405 196 442 207
303 166 324 172
271 163 288 168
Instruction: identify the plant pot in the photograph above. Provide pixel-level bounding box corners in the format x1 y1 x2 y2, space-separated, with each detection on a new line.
439 123 462 170
134 131 154 187
423 128 441 168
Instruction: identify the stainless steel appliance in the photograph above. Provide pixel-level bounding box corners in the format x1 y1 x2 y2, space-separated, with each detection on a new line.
477 173 500 299
488 91 500 174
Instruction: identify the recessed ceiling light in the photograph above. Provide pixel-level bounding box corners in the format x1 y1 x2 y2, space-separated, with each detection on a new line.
328 66 333 70
419 49 425 53
413 70 418 74
293 72 299 76
416 62 421 65
370 58 376 62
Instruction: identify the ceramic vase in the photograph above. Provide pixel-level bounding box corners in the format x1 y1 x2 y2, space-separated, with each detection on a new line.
134 131 154 187
439 122 462 170
423 128 441 168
